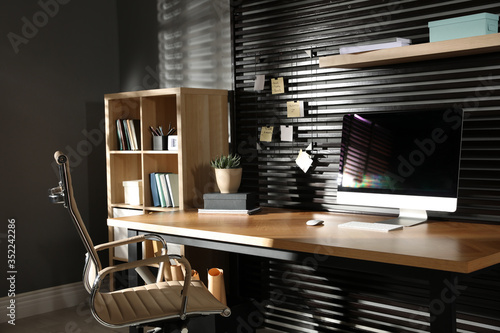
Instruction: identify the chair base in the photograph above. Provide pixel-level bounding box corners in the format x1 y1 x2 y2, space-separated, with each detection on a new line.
133 315 216 333
146 324 187 333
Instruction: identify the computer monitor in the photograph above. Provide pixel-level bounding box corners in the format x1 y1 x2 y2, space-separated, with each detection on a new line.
337 108 463 226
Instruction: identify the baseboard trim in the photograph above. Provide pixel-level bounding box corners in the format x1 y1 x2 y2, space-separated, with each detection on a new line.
0 282 88 323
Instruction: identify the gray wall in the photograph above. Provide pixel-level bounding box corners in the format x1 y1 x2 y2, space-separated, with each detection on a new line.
1 0 119 295
117 0 160 92
0 0 232 296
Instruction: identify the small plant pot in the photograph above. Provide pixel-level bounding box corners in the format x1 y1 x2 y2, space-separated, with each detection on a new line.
214 168 242 193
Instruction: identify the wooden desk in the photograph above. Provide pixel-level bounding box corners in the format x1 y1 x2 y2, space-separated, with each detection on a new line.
108 207 500 332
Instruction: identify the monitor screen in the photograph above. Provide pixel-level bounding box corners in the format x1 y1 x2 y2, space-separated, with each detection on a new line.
337 108 463 226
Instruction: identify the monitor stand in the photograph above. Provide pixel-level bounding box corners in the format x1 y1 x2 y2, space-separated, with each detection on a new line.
377 209 428 227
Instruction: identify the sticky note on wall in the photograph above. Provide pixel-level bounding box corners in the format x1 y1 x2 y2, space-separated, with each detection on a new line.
271 77 285 94
260 126 274 142
287 101 304 117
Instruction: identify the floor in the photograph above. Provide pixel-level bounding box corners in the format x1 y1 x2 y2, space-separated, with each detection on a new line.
0 305 278 332
0 305 127 333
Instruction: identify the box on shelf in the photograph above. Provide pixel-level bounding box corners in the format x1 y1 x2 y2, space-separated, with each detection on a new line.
123 180 143 205
203 192 258 210
428 13 499 42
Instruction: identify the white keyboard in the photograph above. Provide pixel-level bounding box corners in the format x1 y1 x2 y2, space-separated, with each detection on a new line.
338 221 403 232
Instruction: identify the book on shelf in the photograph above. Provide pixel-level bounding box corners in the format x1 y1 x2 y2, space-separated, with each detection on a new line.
150 173 161 207
339 37 411 54
150 172 179 208
165 173 179 207
116 119 140 150
158 173 171 207
116 119 125 150
127 119 136 150
122 119 131 150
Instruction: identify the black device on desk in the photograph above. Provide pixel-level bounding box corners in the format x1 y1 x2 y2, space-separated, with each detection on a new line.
337 108 464 227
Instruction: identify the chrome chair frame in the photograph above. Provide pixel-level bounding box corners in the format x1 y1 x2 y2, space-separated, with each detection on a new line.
50 151 230 332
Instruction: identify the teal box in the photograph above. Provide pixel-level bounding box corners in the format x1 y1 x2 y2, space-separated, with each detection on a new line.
428 13 499 42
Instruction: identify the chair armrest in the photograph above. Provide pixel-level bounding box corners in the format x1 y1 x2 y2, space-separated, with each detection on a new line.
94 233 166 251
95 233 173 282
97 254 172 277
94 254 192 293
94 235 145 251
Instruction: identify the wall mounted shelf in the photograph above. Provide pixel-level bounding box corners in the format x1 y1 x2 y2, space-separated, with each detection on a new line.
319 33 500 68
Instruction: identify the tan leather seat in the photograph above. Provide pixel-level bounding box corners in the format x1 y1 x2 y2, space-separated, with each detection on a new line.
94 280 228 327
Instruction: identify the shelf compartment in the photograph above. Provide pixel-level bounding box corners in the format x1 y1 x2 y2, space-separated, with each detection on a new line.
108 154 142 211
142 95 177 151
106 97 141 150
319 33 500 68
142 153 179 208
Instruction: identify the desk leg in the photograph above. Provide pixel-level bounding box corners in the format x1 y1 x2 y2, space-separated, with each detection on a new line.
127 230 143 333
127 229 141 286
429 271 458 333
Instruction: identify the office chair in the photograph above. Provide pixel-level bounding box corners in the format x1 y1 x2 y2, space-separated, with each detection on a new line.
49 151 230 332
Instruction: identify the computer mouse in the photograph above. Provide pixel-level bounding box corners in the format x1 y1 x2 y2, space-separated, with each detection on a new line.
306 219 324 226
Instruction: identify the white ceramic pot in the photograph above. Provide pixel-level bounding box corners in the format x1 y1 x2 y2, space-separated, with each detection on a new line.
214 168 242 193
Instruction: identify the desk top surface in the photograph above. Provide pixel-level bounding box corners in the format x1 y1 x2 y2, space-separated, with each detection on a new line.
108 207 500 274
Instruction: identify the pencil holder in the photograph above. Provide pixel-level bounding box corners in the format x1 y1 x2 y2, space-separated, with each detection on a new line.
153 136 169 150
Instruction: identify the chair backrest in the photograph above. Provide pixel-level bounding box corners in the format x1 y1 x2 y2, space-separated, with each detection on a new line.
54 151 102 282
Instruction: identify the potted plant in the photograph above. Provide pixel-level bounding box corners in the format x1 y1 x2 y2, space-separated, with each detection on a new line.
211 154 242 193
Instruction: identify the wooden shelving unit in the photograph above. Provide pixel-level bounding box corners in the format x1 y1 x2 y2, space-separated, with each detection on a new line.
105 87 229 217
319 33 500 68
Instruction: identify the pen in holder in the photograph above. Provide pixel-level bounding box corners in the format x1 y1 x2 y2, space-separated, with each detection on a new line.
153 136 169 150
151 125 176 150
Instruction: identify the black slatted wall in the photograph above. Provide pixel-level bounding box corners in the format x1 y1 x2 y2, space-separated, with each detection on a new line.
232 0 500 223
231 1 500 332
237 255 500 332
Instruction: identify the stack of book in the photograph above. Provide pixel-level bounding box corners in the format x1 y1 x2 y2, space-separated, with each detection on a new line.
198 192 260 214
116 119 141 150
150 172 179 207
339 37 411 54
